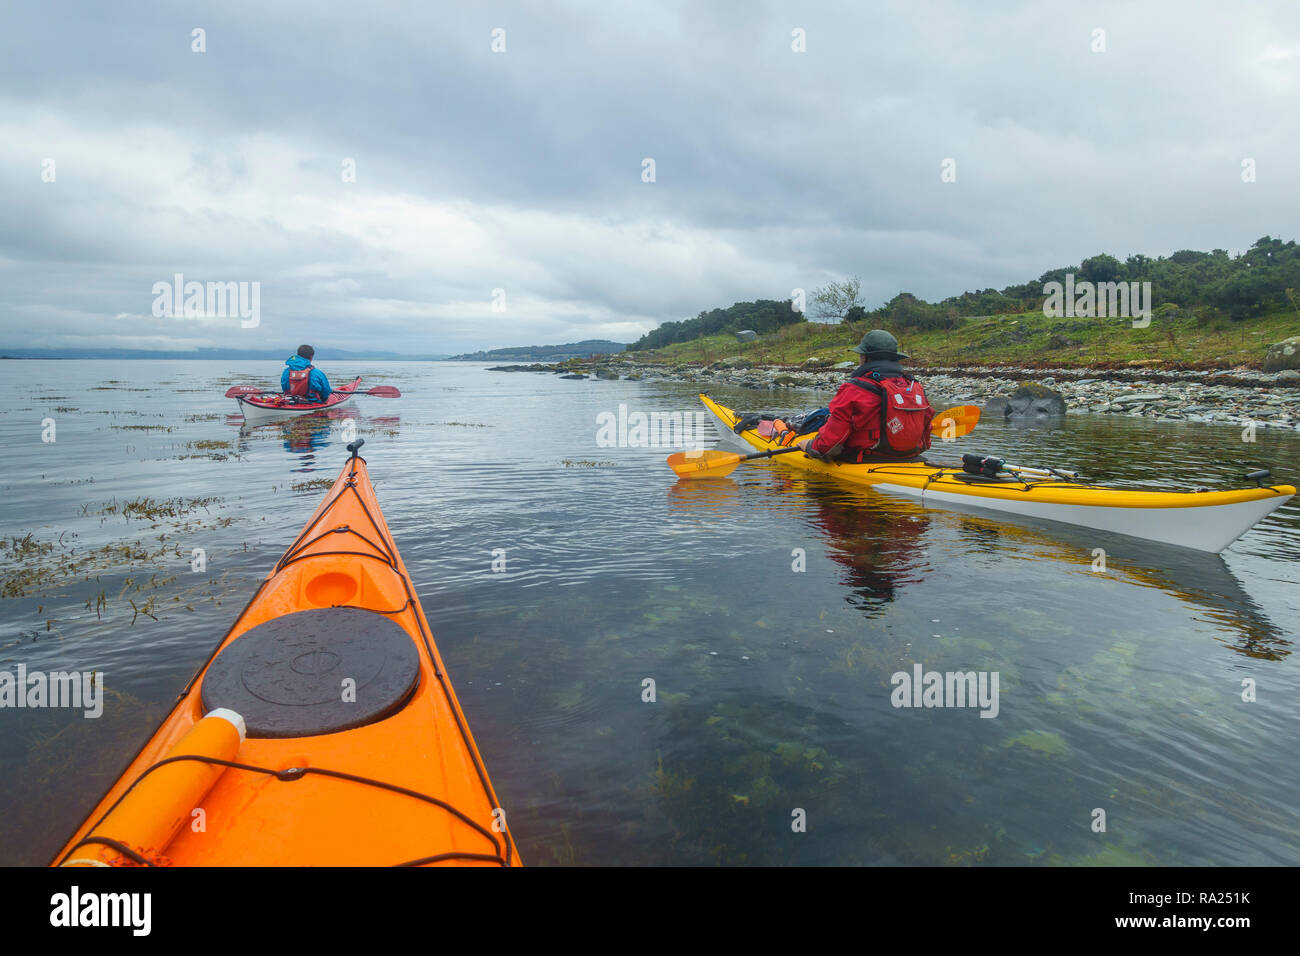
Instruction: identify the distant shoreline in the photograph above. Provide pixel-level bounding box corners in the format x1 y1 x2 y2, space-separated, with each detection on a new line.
485 357 1300 431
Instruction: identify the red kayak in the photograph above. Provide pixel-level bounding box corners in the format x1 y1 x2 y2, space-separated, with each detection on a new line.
234 377 363 422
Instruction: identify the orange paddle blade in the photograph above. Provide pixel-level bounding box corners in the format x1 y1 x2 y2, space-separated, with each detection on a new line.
931 405 980 438
666 449 746 479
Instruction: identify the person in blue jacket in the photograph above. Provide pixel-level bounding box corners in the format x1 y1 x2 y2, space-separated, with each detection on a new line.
281 345 333 402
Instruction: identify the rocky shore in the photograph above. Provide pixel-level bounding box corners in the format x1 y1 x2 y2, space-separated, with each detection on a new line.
490 358 1300 431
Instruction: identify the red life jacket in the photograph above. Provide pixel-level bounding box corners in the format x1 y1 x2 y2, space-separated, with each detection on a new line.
286 365 314 398
847 374 934 456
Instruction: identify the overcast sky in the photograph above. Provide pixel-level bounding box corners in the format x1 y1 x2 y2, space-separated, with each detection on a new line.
3 0 1299 355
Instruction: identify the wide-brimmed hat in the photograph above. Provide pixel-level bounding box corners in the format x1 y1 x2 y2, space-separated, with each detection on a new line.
850 329 908 359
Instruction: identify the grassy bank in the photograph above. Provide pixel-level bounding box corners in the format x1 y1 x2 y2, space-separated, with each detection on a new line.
614 308 1300 370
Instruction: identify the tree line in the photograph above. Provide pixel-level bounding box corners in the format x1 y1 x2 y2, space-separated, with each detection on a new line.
846 236 1300 330
628 299 803 350
628 236 1300 349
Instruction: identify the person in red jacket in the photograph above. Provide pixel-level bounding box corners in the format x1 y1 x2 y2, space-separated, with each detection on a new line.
799 329 934 462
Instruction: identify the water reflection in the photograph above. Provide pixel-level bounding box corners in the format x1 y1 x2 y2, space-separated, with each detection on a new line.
665 463 1289 659
940 511 1290 659
662 473 745 519
232 409 389 472
785 479 933 615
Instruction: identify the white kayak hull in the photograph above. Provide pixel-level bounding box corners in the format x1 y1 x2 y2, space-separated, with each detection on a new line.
236 393 356 422
234 377 362 422
874 480 1292 553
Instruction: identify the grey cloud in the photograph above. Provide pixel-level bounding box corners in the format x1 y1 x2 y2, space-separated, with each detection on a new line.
3 0 1300 353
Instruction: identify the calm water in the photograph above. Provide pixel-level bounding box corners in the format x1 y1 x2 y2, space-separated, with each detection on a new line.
1 360 1297 866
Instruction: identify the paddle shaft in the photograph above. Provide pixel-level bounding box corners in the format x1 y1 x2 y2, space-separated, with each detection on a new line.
670 403 981 479
735 446 806 463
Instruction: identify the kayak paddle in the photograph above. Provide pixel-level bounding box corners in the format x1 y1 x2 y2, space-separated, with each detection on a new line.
932 404 980 438
668 446 805 478
224 385 401 398
668 405 982 479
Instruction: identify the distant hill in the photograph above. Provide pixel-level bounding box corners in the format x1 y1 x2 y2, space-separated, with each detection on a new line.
447 340 626 361
0 347 450 360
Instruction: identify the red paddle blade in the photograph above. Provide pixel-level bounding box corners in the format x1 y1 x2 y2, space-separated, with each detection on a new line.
224 385 266 398
362 386 401 397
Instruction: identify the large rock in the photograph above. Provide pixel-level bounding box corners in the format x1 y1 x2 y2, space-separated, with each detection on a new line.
1007 398 1065 418
735 330 758 342
982 396 1010 416
1002 381 1067 419
1264 336 1300 372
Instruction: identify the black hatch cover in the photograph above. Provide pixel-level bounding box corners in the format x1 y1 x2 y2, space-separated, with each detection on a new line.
201 607 420 738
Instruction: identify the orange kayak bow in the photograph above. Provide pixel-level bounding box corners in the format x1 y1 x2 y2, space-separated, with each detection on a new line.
54 441 519 867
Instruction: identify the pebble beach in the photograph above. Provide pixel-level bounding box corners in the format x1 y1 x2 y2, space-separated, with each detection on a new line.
492 360 1300 432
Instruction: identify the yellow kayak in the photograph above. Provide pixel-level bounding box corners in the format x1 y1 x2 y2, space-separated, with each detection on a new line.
700 394 1294 553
